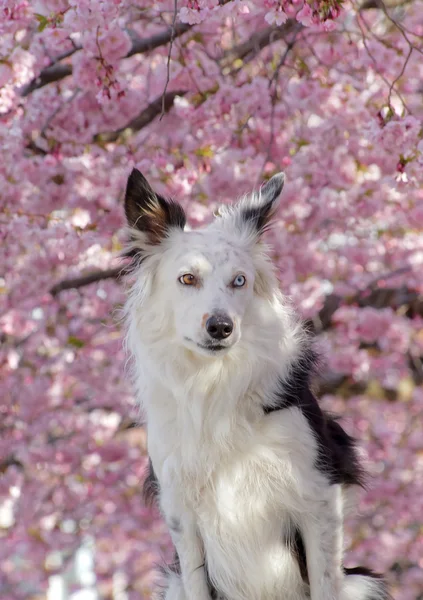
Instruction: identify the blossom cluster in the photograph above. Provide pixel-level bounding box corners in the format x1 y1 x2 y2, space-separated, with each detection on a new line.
1 0 422 598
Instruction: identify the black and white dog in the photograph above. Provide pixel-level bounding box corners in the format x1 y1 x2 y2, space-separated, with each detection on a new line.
123 168 390 600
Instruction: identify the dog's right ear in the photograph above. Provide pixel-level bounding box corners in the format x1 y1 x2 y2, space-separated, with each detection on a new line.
124 168 186 245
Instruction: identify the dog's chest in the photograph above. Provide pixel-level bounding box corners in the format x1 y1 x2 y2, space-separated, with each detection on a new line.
147 390 316 599
195 436 308 600
148 389 317 509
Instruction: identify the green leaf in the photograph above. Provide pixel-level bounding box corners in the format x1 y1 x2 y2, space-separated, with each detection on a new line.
34 13 49 32
194 146 213 158
68 336 85 348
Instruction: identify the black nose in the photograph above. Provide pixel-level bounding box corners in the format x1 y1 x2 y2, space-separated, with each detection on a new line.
206 314 233 340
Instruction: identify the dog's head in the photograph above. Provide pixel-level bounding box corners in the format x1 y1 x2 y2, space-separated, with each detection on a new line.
124 169 285 358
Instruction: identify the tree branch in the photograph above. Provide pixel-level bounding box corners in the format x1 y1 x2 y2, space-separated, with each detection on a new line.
51 265 421 333
127 22 190 58
21 22 192 97
93 90 186 143
20 0 398 97
50 266 122 296
221 21 301 70
0 455 24 474
25 22 304 152
92 24 303 144
22 64 73 96
308 267 419 334
22 21 298 96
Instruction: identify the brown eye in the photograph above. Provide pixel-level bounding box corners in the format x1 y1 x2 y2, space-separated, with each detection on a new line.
179 273 196 285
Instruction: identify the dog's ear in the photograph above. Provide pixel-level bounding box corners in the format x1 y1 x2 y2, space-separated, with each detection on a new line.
238 172 285 235
124 168 186 244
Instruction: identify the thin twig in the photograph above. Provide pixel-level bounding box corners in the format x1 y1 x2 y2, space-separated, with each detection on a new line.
357 0 418 111
376 0 423 55
268 26 301 89
387 44 413 110
257 28 300 184
40 88 80 139
355 9 410 113
160 0 178 121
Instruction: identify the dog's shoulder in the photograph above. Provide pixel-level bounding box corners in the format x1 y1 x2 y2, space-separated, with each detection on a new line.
263 346 365 487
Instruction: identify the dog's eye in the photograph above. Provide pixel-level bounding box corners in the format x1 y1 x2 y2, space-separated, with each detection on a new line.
179 273 196 286
232 274 246 288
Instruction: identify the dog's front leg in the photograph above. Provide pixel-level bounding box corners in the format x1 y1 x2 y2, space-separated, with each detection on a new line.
176 516 211 600
160 482 211 600
300 483 344 600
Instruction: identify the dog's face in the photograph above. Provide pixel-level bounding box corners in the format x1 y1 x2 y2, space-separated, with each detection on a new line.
158 230 256 356
124 169 284 358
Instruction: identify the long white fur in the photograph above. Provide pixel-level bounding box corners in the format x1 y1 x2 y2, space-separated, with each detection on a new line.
124 176 387 600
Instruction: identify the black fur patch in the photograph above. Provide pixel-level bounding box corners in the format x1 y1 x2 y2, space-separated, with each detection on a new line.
204 560 220 599
157 551 181 600
142 457 160 506
240 199 276 234
167 550 181 575
159 553 220 599
344 566 382 578
287 526 309 585
264 346 365 487
287 527 391 597
124 168 186 243
344 567 392 599
240 173 284 234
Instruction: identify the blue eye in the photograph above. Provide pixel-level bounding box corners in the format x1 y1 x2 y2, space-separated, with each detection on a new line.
232 274 246 288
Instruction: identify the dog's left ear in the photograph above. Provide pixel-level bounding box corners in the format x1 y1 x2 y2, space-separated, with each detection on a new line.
124 168 186 245
239 172 285 235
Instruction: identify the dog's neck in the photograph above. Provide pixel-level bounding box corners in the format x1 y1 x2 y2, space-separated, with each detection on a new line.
128 290 305 424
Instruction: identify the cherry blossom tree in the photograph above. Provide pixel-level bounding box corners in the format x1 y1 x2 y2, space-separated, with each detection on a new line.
1 1 422 598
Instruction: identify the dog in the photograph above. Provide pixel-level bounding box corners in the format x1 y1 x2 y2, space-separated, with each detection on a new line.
122 168 390 600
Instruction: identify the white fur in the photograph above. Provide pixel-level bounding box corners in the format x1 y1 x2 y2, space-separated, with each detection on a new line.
341 576 388 600
123 179 387 600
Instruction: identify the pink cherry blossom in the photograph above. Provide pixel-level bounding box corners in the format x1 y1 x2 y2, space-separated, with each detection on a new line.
1 0 423 597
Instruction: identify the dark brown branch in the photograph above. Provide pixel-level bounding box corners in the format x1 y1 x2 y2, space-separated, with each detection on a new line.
309 267 419 335
50 266 122 296
127 22 191 57
93 90 186 143
0 455 24 474
51 264 421 332
359 0 410 8
25 22 303 151
22 64 73 96
94 24 302 143
21 23 192 97
221 21 301 70
20 0 395 97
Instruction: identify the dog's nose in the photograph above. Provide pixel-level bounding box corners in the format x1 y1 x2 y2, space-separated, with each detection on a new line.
206 314 233 340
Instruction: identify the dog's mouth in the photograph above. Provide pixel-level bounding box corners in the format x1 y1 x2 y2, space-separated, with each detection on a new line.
197 342 226 352
184 337 228 353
